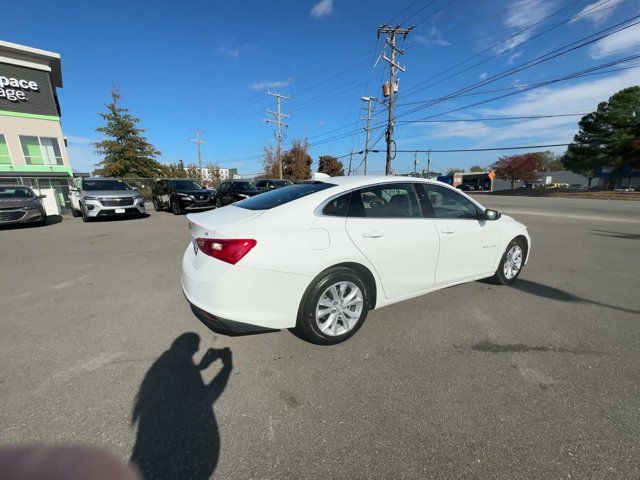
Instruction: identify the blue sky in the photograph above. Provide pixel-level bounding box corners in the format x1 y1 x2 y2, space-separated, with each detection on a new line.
4 0 640 175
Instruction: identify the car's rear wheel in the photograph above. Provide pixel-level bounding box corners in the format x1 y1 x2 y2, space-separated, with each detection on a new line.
493 238 526 285
153 198 161 211
297 267 369 345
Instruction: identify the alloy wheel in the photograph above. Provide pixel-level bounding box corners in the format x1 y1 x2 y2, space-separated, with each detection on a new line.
315 281 364 337
503 245 523 280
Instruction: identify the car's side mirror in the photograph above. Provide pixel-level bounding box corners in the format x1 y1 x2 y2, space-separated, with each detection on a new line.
37 194 46 199
481 209 501 221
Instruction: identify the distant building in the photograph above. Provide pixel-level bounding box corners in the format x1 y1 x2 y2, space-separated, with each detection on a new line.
0 40 74 212
198 166 240 182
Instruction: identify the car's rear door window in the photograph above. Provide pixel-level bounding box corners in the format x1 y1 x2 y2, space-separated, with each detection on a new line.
348 183 422 218
237 182 335 210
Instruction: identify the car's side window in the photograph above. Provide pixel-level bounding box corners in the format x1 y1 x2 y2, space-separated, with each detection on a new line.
348 183 421 218
219 183 229 193
322 192 351 217
255 180 265 188
419 183 479 219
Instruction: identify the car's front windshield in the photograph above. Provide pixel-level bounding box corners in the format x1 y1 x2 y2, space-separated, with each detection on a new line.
83 179 132 191
171 180 202 190
235 182 258 191
0 186 34 199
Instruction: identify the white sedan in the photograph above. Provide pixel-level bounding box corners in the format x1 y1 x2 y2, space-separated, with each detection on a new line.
182 176 530 344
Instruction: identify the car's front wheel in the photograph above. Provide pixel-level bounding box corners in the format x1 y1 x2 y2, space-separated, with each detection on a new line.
81 203 91 223
171 198 182 215
296 267 369 345
493 238 526 285
153 197 161 211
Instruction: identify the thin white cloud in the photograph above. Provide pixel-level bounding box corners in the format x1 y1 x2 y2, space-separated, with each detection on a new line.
66 135 94 146
428 121 493 139
217 46 239 58
248 78 293 90
589 23 640 59
570 0 623 25
414 26 451 46
216 40 256 59
496 0 556 53
508 51 523 64
468 68 640 146
311 0 333 18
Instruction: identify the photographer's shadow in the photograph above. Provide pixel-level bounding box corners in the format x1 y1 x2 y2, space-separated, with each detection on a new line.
130 333 232 479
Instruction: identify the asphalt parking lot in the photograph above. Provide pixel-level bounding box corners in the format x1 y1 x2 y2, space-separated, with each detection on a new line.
1 196 639 479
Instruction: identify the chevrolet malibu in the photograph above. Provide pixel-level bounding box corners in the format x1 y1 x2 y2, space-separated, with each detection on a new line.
182 176 530 345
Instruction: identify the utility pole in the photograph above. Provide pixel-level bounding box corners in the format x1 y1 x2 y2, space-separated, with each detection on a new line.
189 129 205 184
377 24 413 175
413 151 418 177
347 150 353 175
360 97 377 175
266 91 290 179
426 149 431 178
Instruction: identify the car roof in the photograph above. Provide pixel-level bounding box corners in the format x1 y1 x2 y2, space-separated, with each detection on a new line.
320 175 441 188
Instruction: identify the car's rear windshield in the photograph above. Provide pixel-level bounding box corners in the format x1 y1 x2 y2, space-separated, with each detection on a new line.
237 182 335 210
171 180 202 190
234 181 258 191
83 179 132 191
0 187 33 199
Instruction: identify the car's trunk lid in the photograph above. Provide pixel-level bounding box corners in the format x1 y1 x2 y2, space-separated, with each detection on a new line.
187 205 264 239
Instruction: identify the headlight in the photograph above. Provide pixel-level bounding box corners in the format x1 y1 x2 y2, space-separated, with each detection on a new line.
22 205 38 210
177 192 189 197
134 194 143 200
84 196 98 200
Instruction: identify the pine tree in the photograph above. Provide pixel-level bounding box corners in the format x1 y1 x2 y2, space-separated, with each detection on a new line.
94 88 163 178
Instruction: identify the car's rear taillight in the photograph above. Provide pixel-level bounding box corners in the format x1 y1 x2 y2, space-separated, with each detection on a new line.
196 238 257 265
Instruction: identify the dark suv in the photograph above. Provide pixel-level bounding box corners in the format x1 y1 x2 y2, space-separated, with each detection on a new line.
152 179 215 215
213 180 261 207
255 179 293 191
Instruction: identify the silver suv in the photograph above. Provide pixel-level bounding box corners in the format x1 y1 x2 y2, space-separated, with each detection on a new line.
70 178 145 222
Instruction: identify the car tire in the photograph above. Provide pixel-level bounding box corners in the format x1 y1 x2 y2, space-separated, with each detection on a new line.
81 203 91 223
153 198 161 211
215 198 222 208
296 267 370 345
492 238 526 285
171 198 182 215
71 208 80 217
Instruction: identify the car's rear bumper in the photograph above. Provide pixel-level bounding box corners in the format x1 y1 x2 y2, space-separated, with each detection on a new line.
181 244 310 330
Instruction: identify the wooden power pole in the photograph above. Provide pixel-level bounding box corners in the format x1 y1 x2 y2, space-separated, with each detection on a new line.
266 91 290 179
377 25 412 175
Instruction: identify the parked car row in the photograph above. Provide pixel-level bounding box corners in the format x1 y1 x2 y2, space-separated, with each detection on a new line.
57 177 291 224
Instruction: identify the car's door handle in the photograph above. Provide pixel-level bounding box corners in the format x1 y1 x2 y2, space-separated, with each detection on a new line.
362 231 385 238
440 227 456 234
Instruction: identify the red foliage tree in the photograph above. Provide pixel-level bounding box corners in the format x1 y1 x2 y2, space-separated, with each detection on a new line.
491 153 539 189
